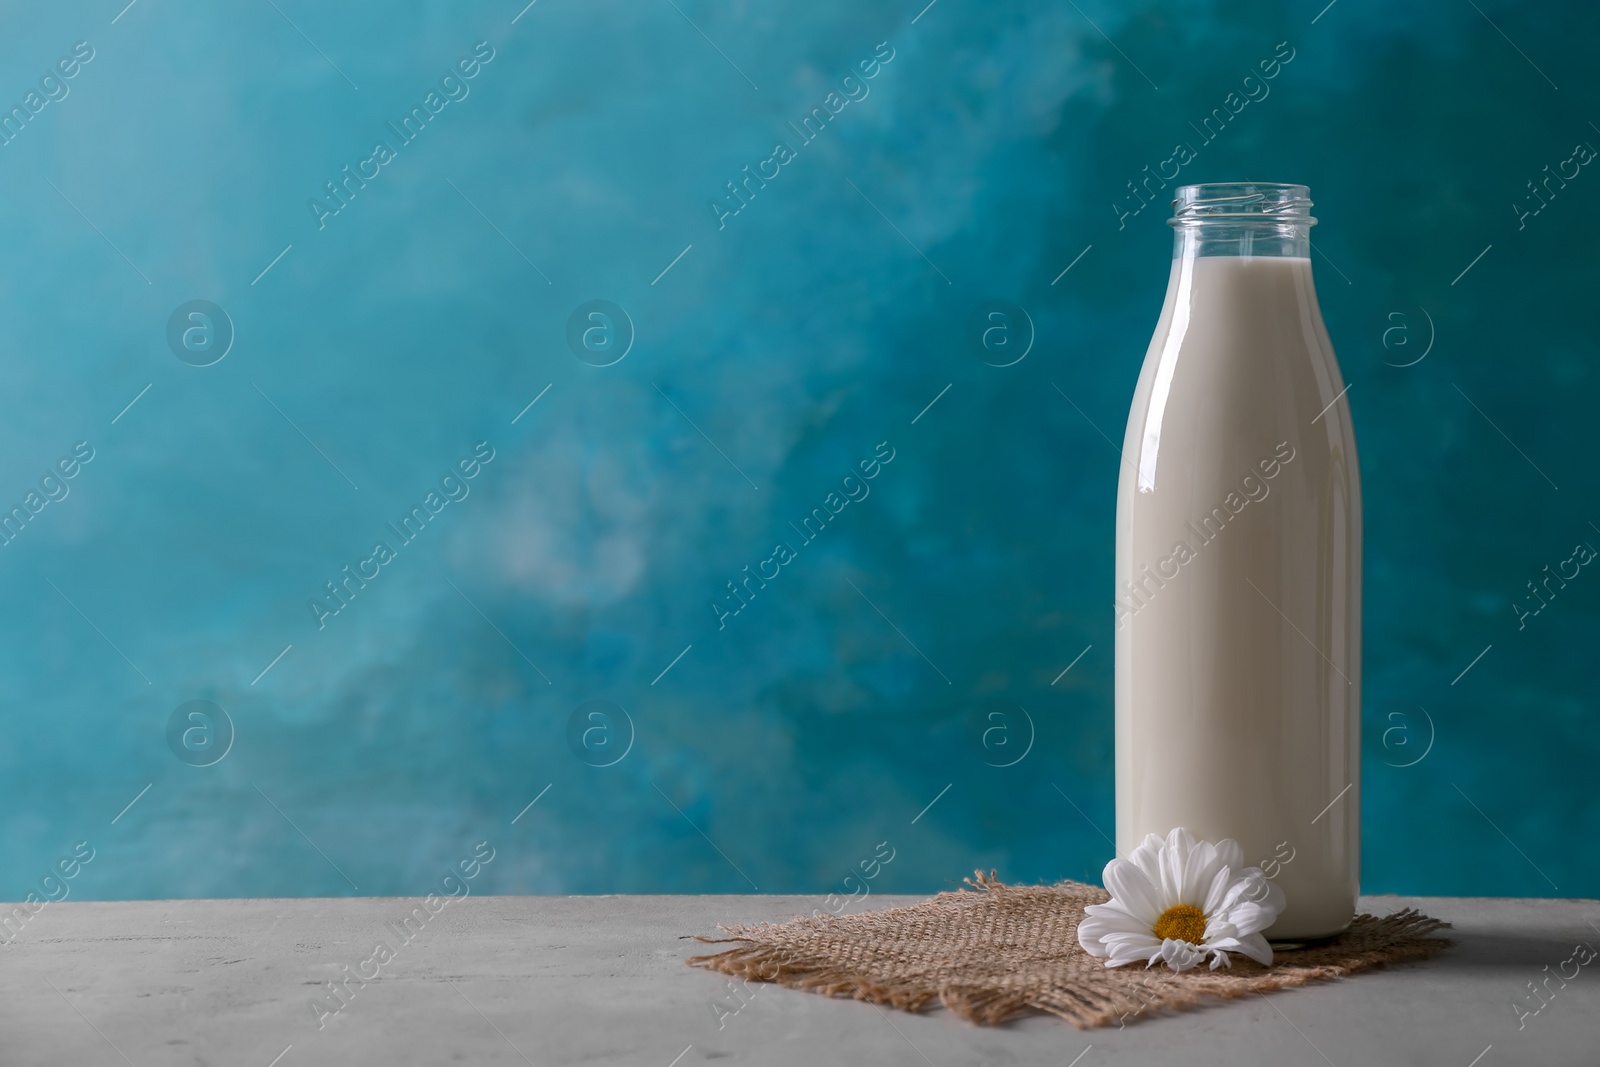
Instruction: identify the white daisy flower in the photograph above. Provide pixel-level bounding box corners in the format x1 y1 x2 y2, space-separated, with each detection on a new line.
1076 827 1286 972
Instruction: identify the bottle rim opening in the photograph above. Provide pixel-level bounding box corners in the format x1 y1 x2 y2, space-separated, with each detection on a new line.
1169 182 1316 227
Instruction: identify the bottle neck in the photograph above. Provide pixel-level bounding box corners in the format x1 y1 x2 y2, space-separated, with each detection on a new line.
1172 221 1310 260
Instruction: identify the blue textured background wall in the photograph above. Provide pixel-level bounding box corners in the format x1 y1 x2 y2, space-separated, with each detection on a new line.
1 0 1593 902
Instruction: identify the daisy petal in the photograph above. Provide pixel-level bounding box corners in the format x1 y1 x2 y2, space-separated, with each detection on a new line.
1080 904 1150 934
1077 909 1151 956
1232 932 1275 966
1103 857 1164 925
1159 938 1205 973
1106 936 1162 961
1202 863 1236 915
1105 935 1162 967
1255 879 1287 913
1220 888 1286 937
1127 835 1167 888
1157 828 1198 906
1182 839 1223 906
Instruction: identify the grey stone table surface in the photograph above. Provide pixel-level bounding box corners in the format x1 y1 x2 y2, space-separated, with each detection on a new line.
1 894 1596 1066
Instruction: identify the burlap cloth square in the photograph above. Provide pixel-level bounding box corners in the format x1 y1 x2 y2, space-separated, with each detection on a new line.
688 872 1450 1027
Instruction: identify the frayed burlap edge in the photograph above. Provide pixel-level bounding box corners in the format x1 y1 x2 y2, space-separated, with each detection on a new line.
687 871 1451 1028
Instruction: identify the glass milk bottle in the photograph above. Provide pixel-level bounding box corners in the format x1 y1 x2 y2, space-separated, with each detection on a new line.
1114 183 1360 940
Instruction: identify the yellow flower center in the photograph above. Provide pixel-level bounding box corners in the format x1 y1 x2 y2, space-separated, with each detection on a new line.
1152 904 1208 945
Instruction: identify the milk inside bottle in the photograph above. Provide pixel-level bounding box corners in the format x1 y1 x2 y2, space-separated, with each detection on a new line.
1115 182 1361 940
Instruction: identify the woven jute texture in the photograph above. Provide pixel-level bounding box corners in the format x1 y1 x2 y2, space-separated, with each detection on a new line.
688 873 1450 1028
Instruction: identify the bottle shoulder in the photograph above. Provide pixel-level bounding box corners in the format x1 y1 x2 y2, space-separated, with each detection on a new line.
1120 259 1356 502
